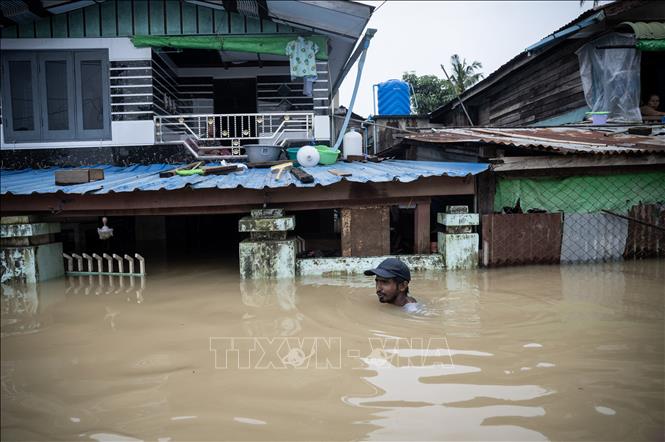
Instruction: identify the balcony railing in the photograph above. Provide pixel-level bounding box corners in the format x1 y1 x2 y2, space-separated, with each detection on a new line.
154 112 314 157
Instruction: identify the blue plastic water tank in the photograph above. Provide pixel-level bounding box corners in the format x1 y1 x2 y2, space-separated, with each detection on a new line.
377 79 411 115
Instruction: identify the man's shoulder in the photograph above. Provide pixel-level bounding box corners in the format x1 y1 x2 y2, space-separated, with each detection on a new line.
402 301 421 313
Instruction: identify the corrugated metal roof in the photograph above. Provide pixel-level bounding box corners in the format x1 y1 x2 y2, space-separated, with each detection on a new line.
619 21 665 40
404 127 665 155
0 160 489 196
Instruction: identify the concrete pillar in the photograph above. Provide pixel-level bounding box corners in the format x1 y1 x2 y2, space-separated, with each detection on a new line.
437 206 479 270
1 216 64 283
238 209 296 279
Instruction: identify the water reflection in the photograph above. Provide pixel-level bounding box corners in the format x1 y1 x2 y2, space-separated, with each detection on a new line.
239 279 304 337
560 262 664 320
64 275 146 304
345 347 550 441
1 281 66 337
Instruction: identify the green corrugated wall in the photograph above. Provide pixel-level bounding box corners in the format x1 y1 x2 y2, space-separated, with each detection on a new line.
1 0 299 39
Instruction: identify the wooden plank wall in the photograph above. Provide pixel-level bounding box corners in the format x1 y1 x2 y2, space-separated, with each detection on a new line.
1 0 299 39
443 39 589 127
341 206 390 257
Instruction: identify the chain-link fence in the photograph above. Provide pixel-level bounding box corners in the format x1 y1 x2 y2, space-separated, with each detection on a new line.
481 171 665 266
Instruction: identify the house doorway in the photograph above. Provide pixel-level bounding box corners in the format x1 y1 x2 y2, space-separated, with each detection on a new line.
213 78 257 114
213 78 258 141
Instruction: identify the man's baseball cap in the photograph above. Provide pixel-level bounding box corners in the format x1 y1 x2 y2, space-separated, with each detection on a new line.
364 258 411 282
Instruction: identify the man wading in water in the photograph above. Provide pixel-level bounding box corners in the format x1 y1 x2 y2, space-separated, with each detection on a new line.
365 258 420 313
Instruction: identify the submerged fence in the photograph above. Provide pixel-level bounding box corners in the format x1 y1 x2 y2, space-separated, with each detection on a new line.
482 171 665 266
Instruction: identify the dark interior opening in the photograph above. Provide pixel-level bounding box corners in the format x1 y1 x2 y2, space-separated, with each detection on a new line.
214 78 257 114
640 51 665 112
60 214 244 274
294 209 340 258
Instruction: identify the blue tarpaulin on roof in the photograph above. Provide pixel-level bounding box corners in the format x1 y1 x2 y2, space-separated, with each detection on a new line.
0 161 489 195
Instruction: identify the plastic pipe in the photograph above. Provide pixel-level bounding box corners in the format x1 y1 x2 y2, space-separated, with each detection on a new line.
82 253 94 272
71 253 84 272
102 253 114 273
135 254 146 275
333 32 373 151
124 254 135 274
112 254 124 274
63 253 73 273
92 253 104 273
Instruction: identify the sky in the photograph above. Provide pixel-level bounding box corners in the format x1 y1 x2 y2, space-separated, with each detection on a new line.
337 1 597 117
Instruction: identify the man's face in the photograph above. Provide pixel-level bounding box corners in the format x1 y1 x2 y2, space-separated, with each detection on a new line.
375 277 403 303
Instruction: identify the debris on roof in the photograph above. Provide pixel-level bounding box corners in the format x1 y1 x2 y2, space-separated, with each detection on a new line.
0 160 490 196
404 126 665 156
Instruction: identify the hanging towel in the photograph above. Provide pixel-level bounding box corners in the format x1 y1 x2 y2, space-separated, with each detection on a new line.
286 36 319 80
302 75 316 97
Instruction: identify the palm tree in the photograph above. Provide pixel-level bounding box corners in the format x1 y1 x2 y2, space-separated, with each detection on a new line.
446 54 484 95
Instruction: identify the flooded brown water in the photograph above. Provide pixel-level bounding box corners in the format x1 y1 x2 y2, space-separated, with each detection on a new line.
1 260 664 441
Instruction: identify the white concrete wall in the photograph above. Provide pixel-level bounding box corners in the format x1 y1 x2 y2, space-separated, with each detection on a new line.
0 37 150 61
1 37 154 150
1 120 155 150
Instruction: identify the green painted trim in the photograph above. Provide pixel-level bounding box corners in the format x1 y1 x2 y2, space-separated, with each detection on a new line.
246 16 261 33
1 26 18 38
35 19 51 38
52 14 68 37
85 3 101 37
198 6 213 34
0 0 313 39
116 0 134 37
165 0 182 35
67 9 85 38
214 9 229 34
230 12 244 34
101 1 117 37
262 19 276 33
68 10 84 37
182 3 197 34
133 0 149 35
18 22 34 38
149 0 165 35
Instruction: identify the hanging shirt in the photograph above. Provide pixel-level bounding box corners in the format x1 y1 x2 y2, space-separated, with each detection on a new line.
286 36 319 79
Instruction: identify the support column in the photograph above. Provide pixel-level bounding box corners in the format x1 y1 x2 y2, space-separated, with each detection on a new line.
341 206 389 257
1 216 64 283
414 199 431 254
238 209 296 279
437 205 479 270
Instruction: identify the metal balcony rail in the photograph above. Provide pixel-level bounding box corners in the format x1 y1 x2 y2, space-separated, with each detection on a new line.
154 112 314 156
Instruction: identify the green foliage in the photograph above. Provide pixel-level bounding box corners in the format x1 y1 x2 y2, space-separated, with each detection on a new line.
401 53 484 115
401 72 453 115
446 54 484 95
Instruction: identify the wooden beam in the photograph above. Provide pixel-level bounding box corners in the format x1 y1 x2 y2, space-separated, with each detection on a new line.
32 197 432 218
491 154 665 172
1 176 475 216
413 199 431 254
